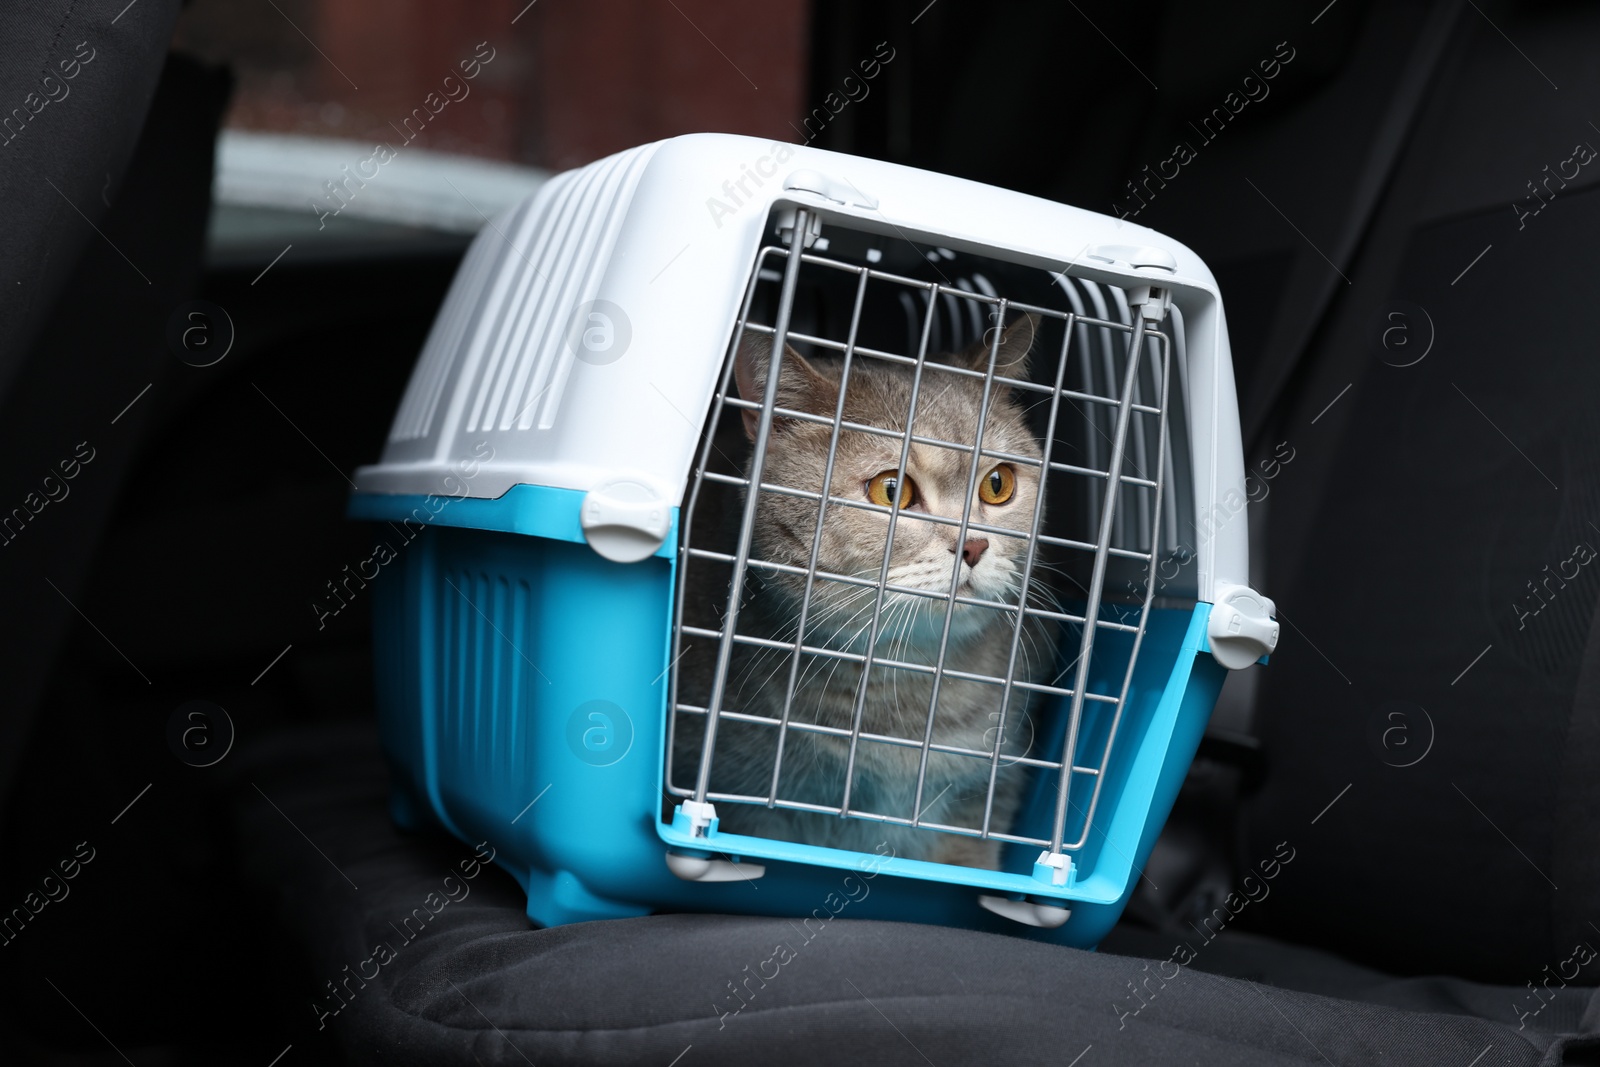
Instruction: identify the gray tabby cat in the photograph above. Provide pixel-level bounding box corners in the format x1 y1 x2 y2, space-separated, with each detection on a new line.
675 313 1054 868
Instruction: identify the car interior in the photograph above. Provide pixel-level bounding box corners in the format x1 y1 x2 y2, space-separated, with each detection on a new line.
2 0 1598 1064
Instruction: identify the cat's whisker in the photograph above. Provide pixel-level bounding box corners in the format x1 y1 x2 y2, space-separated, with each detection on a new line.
1025 559 1088 597
792 597 882 697
724 580 887 711
778 586 869 646
887 596 920 734
751 595 874 705
1025 578 1067 615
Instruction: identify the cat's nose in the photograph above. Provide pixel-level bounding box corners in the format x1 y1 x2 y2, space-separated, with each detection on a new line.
956 538 989 567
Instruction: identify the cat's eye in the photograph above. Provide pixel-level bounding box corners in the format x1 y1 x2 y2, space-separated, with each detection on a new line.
866 469 916 509
979 464 1016 505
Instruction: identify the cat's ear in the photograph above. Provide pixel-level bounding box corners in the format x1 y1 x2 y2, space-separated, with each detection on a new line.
732 333 837 441
960 312 1037 381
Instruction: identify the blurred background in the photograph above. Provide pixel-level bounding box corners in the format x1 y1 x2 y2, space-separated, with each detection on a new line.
171 0 811 168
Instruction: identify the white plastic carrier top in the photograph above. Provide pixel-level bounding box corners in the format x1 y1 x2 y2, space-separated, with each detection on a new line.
352 132 1256 610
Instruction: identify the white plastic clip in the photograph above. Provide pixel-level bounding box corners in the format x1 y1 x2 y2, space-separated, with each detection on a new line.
1126 284 1172 324
1035 850 1072 886
580 480 671 563
1207 584 1279 669
775 206 824 249
680 799 718 837
978 895 1072 929
665 850 766 883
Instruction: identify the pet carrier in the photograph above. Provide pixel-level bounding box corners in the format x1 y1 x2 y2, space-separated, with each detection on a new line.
349 133 1276 947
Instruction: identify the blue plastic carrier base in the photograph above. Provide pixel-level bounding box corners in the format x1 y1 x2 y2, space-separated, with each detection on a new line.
352 485 1227 948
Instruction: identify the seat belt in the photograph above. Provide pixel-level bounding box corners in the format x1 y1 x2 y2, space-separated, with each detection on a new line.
1238 0 1468 457
1208 0 1473 751
1128 0 1480 935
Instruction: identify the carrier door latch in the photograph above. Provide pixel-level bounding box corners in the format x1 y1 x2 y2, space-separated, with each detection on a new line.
1207 584 1279 669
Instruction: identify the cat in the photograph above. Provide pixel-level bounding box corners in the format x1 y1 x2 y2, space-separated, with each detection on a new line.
673 312 1056 868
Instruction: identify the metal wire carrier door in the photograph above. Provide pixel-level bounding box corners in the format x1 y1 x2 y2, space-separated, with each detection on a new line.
666 208 1177 895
